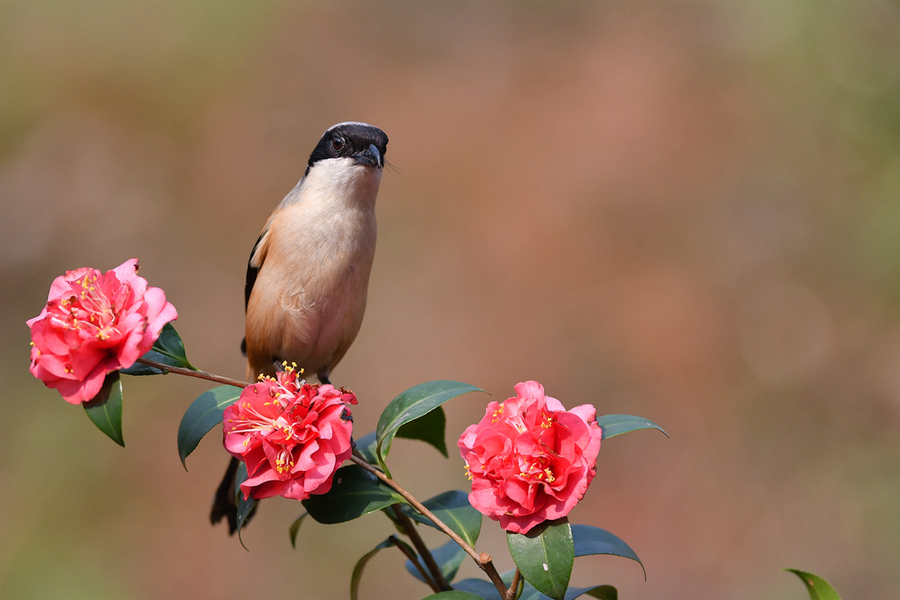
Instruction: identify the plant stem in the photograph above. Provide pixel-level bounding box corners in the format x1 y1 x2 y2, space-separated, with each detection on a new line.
350 456 475 558
388 534 439 593
482 554 514 600
507 569 522 600
390 506 450 592
349 455 512 600
135 358 250 388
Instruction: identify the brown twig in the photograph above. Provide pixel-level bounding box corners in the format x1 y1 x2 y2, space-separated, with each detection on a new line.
388 534 439 593
390 507 450 592
480 552 515 600
135 357 251 388
507 569 522 600
349 455 513 600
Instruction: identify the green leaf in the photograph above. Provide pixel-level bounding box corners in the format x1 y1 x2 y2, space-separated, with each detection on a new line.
302 464 406 524
571 524 645 579
581 586 617 600
567 585 618 600
120 323 196 374
493 528 630 599
351 538 397 600
376 381 482 467
396 406 448 457
288 512 308 549
595 414 668 440
451 578 501 599
235 462 256 550
508 519 574 600
119 360 164 376
515 583 619 600
355 431 379 464
405 539 466 584
176 385 242 468
400 490 482 548
517 582 544 600
785 569 842 600
83 371 125 447
236 493 256 539
421 592 486 600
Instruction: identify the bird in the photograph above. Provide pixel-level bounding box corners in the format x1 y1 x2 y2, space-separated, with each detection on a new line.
210 121 389 533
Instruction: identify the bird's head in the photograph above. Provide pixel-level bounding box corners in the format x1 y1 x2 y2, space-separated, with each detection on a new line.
307 122 389 173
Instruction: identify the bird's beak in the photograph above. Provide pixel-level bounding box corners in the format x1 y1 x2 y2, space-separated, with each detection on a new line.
353 144 382 168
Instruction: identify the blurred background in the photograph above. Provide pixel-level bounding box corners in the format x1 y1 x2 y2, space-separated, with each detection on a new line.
2 1 899 598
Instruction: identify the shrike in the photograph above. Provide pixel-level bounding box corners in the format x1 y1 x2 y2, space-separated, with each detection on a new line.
211 122 389 532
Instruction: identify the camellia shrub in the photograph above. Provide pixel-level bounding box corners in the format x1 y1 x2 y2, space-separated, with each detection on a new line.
27 258 841 600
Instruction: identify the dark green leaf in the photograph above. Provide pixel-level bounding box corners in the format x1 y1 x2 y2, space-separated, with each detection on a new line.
519 582 549 600
581 586 617 600
177 385 242 468
400 490 482 548
421 592 486 600
302 464 406 524
785 569 842 600
355 431 379 464
568 585 617 600
351 538 396 600
83 371 125 447
288 512 308 549
571 525 645 579
120 323 196 374
595 414 667 440
508 519 574 600
376 381 482 467
517 583 619 600
452 579 502 600
396 406 448 457
152 322 194 367
405 539 466 584
119 360 164 376
235 462 256 551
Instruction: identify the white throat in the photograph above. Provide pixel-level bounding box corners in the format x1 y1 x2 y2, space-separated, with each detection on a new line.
282 157 382 212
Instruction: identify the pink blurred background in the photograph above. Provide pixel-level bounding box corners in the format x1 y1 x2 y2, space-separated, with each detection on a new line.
3 1 900 598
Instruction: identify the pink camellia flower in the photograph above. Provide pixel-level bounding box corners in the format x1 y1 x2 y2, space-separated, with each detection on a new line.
223 366 357 501
27 258 178 404
458 381 603 534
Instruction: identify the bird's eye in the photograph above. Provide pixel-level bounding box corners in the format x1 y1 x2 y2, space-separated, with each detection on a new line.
331 136 344 152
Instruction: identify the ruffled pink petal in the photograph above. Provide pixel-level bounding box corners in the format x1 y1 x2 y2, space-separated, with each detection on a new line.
32 350 71 380
53 378 92 405
243 473 285 500
47 268 94 301
31 318 74 358
53 362 107 404
115 317 151 368
544 395 566 413
499 511 546 534
67 345 107 380
112 259 147 297
26 310 48 329
307 469 340 497
77 364 112 403
140 286 178 344
513 380 545 402
277 479 311 501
